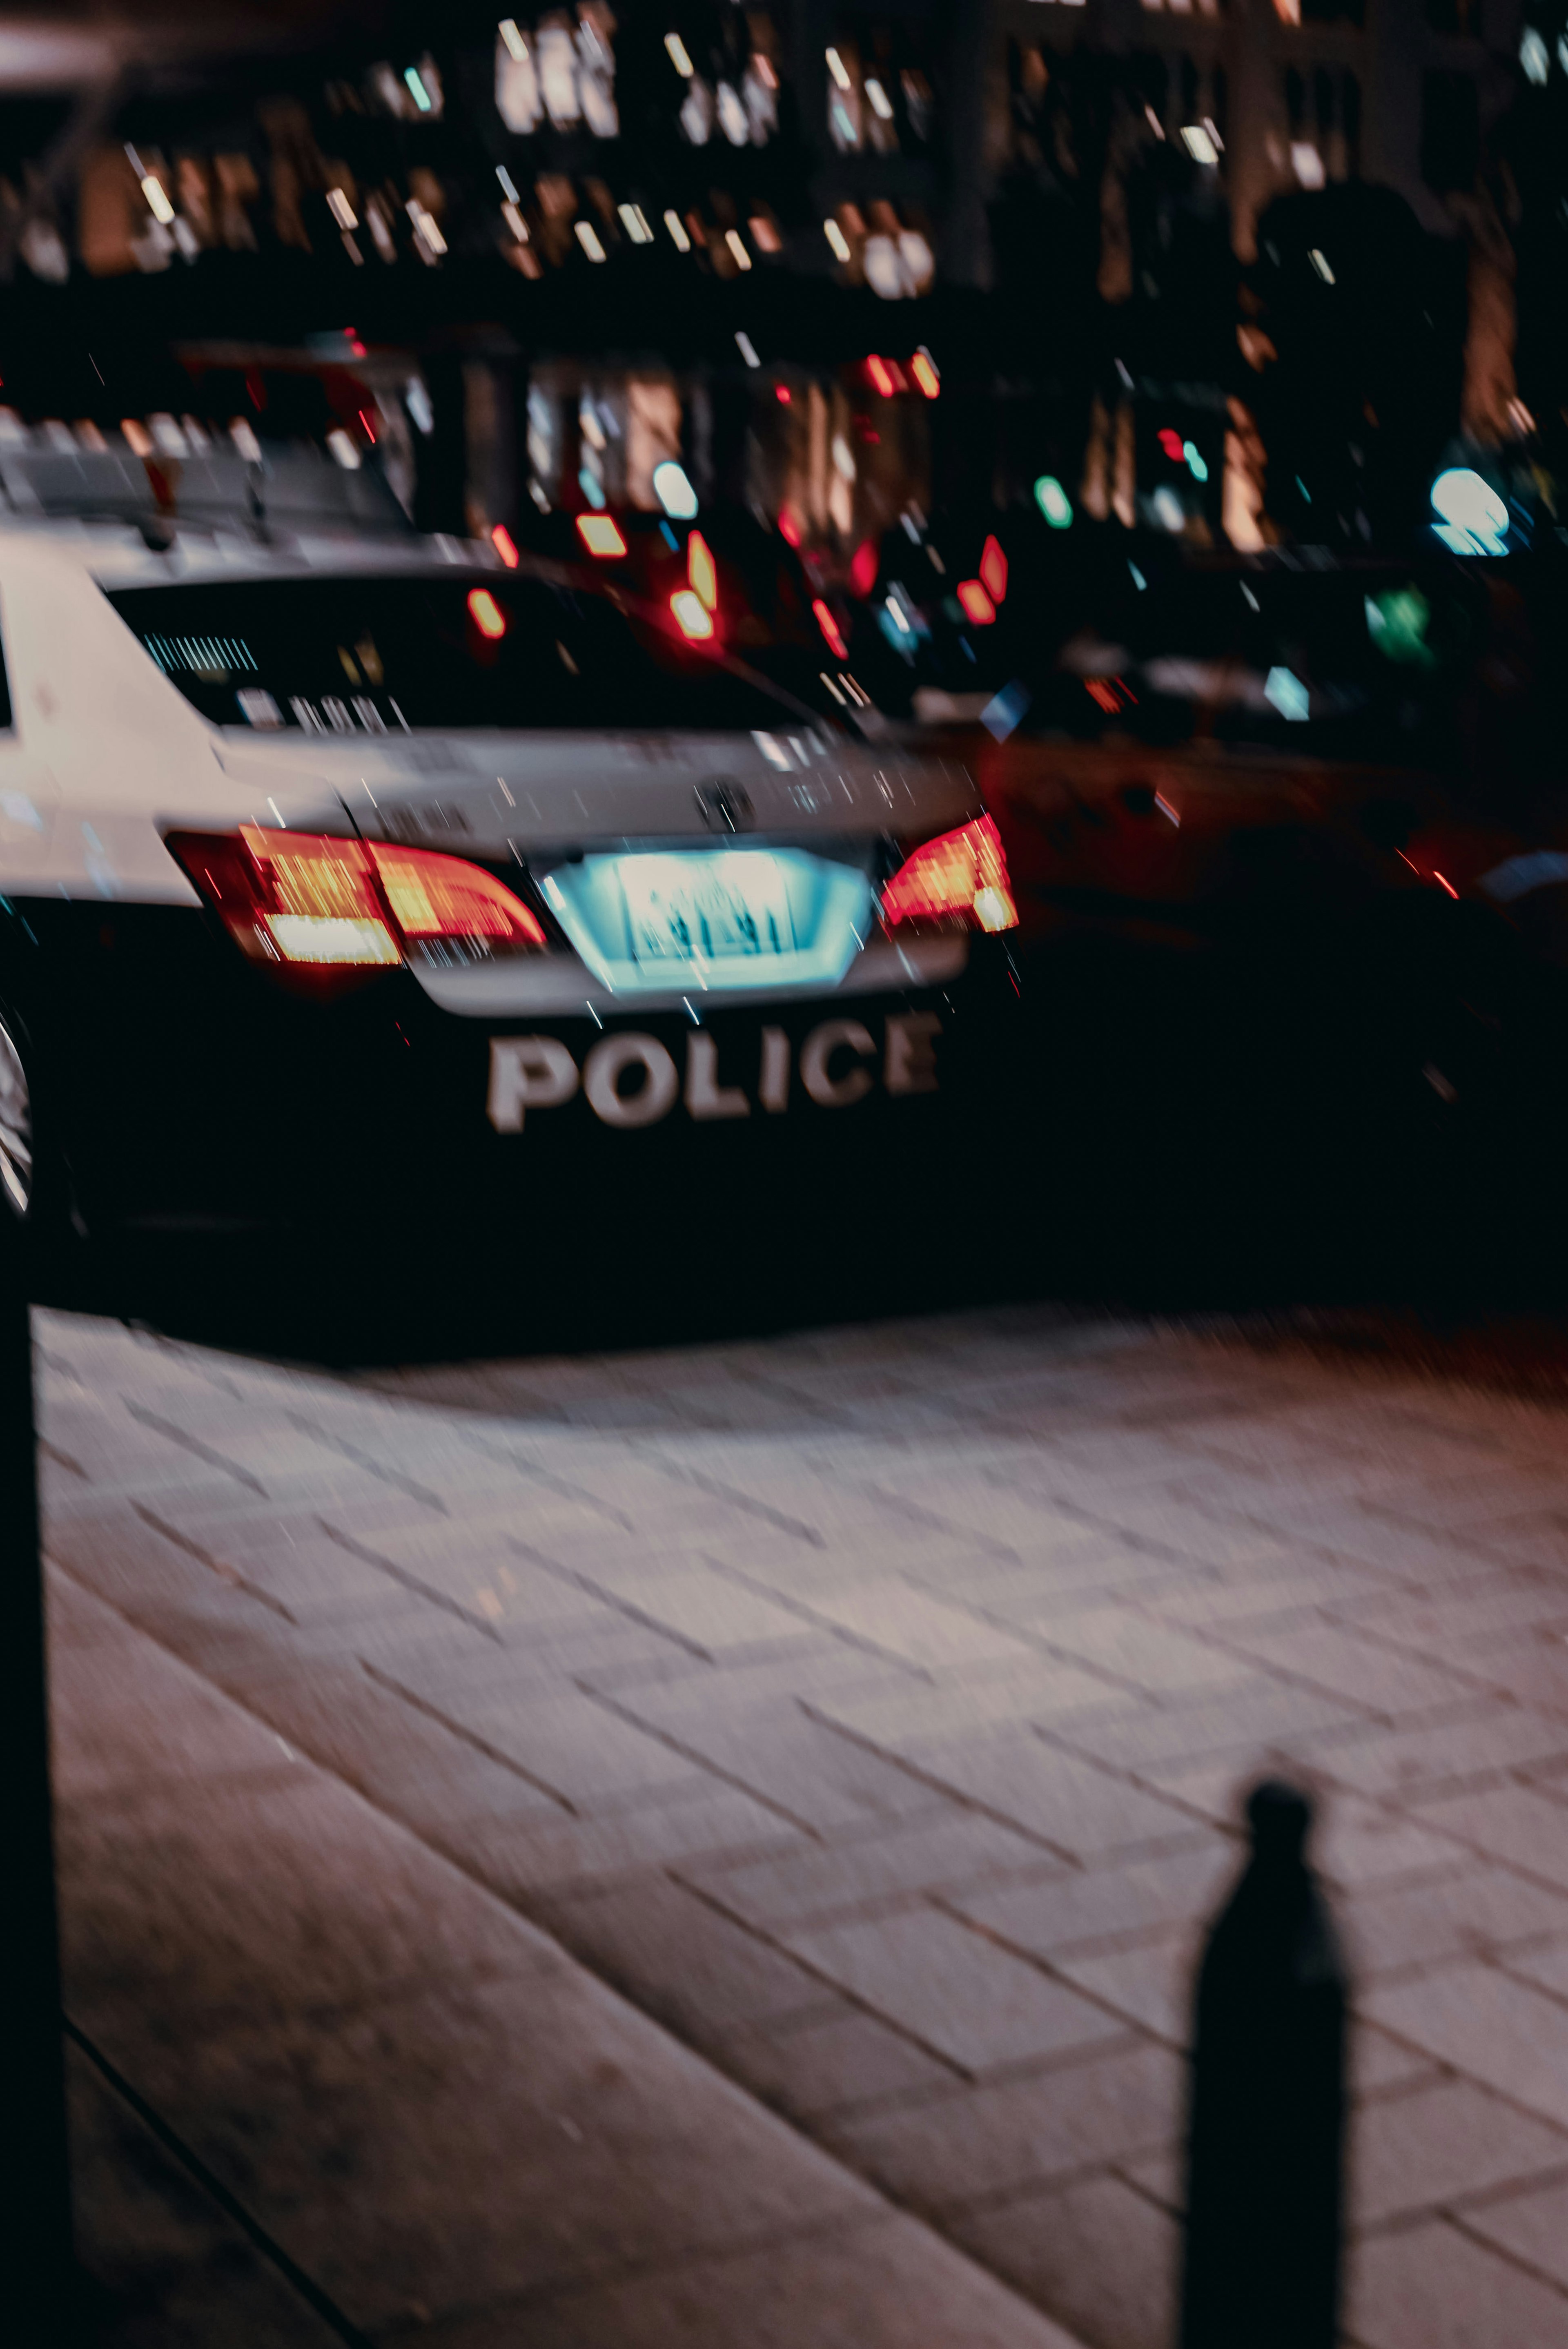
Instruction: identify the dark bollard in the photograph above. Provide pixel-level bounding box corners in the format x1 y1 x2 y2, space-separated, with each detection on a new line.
1178 1780 1348 2349
0 1214 78 2338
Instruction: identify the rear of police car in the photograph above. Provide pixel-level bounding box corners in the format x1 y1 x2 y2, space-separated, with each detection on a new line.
5 543 1020 1267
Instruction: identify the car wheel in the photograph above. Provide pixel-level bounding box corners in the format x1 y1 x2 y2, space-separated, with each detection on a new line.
0 1012 33 1223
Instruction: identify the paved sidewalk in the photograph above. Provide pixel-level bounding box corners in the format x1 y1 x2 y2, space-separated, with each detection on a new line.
40 1301 1568 2348
53 1561 1084 2346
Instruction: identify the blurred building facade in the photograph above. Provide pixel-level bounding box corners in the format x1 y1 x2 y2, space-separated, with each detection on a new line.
0 0 1550 557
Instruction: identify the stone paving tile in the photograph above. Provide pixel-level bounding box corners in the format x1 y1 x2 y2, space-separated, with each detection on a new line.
1347 2217 1568 2349
1309 1795 1480 1893
1140 1556 1389 1631
685 1810 1057 1931
1027 1606 1258 1698
1410 1782 1568 1891
908 1732 1218 1860
590 1640 901 1716
450 1784 810 1900
1173 1495 1492 1580
947 1548 1216 1618
1351 2023 1447 2097
783 1910 1130 2074
1051 1934 1197 2048
599 1704 949 1836
365 1674 708 1810
1361 1961 1568 2131
398 1614 690 1701
805 1660 1127 1753
1362 1467 1568 1535
827 2042 1180 2212
1462 2176 1568 2291
1352 2077 1568 2227
717 2007 958 2122
1144 1766 1468 1887
1472 1516 1568 1574
570 1563 824 1656
954 1843 1237 1960
541 1876 835 2050
1206 1620 1491 1717
47 1582 298 1803
1296 1705 1568 1802
1333 1578 1568 1656
947 2173 1180 2349
1051 1677 1368 1774
1500 1938 1568 2000
780 1578 1044 1671
1343 1864 1568 1979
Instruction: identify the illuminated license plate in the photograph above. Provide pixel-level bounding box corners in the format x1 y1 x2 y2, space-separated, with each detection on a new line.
617 852 796 967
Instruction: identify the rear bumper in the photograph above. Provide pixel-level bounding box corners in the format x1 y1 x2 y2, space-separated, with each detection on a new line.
5 900 1019 1237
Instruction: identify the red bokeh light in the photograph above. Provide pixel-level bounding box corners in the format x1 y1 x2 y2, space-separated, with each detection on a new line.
812 597 848 658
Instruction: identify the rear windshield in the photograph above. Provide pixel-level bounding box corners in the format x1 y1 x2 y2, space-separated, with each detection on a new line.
102 573 832 735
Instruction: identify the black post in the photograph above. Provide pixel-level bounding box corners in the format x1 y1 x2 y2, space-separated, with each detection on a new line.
1179 1780 1347 2349
0 1212 77 2335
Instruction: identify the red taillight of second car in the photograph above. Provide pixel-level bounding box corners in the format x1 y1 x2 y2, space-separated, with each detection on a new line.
165 826 546 985
812 597 848 660
880 815 1018 935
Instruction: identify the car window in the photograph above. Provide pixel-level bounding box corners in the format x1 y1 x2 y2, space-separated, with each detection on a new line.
101 573 839 736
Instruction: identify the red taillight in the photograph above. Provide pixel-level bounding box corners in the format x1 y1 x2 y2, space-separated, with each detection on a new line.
370 843 545 943
165 827 546 989
956 578 996 626
491 522 520 568
813 597 848 658
881 815 1018 935
979 534 1007 603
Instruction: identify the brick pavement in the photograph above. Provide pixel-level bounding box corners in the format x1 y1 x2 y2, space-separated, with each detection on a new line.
39 1300 1568 2348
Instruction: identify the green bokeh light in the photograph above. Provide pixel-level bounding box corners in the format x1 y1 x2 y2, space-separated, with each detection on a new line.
1034 475 1073 529
1365 587 1435 667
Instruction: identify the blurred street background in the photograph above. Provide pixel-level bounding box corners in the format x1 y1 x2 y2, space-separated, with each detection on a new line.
9 1 1568 2344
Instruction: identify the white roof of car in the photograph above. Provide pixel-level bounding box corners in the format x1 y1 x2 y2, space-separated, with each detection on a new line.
0 511 504 589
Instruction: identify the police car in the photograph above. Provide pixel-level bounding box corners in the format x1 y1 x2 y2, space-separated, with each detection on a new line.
0 484 1019 1252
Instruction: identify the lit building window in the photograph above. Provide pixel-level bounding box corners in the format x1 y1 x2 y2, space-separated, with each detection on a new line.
826 45 862 151
494 8 618 137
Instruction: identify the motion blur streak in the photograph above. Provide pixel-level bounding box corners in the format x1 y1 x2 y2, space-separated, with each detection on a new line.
812 597 848 657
